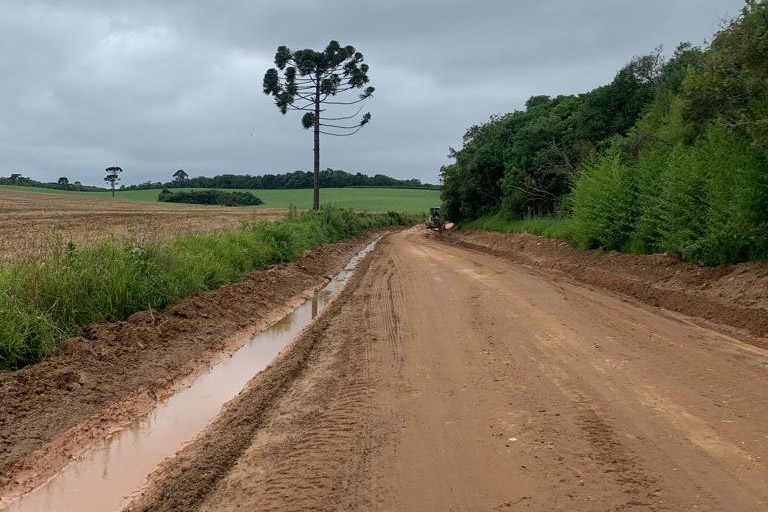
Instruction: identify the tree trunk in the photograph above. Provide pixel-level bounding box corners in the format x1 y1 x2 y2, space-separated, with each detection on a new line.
111 182 115 197
313 77 321 210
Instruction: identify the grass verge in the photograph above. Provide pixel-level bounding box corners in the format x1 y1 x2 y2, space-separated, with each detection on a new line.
0 207 419 369
462 213 577 242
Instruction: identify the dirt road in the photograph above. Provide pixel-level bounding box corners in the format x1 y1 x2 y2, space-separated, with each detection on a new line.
128 229 768 511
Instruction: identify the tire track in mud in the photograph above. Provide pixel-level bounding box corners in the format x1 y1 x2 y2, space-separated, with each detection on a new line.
0 229 392 505
127 236 393 512
443 231 768 345
118 229 768 511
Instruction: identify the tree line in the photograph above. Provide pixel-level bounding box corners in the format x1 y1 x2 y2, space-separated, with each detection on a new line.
441 0 768 264
0 174 100 191
2 168 437 193
123 168 437 191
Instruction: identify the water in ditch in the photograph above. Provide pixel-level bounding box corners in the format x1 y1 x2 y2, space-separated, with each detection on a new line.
2 238 380 512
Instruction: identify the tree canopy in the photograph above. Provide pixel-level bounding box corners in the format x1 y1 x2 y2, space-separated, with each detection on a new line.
263 40 374 209
104 166 123 197
172 169 188 182
441 0 768 265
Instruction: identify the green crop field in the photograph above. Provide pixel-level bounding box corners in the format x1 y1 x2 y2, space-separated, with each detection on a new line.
0 185 439 213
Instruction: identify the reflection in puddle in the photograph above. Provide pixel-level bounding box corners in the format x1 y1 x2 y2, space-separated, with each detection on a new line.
2 238 380 512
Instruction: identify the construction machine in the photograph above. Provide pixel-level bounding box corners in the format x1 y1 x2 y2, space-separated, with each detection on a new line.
425 207 445 231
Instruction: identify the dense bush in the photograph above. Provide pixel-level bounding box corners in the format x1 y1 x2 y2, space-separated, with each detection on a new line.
0 207 420 369
441 53 664 222
569 127 768 264
570 150 636 250
569 2 768 264
158 188 263 206
444 1 768 265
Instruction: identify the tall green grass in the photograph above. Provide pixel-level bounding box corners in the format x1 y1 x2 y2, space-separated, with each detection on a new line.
463 212 577 241
0 208 418 369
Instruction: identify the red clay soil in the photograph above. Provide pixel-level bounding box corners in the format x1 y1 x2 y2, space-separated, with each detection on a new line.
0 229 390 500
123 229 768 511
124 230 391 512
444 230 768 345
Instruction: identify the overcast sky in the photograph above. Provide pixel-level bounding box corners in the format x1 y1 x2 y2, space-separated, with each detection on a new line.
0 0 746 186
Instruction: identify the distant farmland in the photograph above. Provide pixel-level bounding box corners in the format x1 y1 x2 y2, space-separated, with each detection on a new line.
0 188 283 263
0 186 437 263
0 185 440 212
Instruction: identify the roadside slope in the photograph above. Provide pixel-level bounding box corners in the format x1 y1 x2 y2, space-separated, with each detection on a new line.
446 229 768 344
128 230 768 511
0 229 388 500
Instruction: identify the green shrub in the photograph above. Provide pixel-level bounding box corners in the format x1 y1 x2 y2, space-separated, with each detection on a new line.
570 151 636 250
696 126 768 263
158 188 263 206
567 124 768 265
462 212 577 242
624 145 669 253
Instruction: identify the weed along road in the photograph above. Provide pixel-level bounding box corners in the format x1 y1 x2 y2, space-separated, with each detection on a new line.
111 228 766 512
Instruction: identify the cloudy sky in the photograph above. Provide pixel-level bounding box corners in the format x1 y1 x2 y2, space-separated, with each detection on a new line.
0 0 746 186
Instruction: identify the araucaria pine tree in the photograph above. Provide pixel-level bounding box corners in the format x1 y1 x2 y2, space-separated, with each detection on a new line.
263 40 374 210
104 166 123 197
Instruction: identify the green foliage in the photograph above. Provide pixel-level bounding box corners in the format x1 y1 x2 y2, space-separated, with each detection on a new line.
570 150 636 250
121 169 437 191
624 145 669 252
444 1 768 265
462 212 577 241
442 52 663 222
570 126 768 264
172 169 189 182
659 127 768 263
263 40 373 132
158 188 263 206
0 207 420 369
104 166 123 196
680 1 768 150
573 51 663 142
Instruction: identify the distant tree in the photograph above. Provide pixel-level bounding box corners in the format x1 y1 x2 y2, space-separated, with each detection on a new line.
57 177 69 188
9 173 22 184
172 169 189 183
104 166 123 197
263 40 374 210
73 181 82 189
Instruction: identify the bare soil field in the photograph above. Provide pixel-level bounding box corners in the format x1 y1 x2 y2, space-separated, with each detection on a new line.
0 189 285 263
3 228 768 511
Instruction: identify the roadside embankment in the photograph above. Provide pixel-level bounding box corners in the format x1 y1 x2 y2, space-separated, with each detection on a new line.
0 208 415 369
444 229 768 344
0 226 400 501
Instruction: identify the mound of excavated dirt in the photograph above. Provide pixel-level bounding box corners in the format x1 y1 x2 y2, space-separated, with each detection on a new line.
0 229 392 499
444 230 768 344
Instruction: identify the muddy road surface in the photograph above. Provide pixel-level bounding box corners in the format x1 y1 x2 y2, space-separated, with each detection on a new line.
119 229 767 512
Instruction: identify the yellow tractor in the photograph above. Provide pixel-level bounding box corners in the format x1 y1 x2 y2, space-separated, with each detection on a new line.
425 206 445 231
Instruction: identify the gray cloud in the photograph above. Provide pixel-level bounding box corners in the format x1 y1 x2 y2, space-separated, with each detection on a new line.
0 0 745 185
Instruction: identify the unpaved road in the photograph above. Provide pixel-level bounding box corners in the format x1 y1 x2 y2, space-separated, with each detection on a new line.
129 229 768 511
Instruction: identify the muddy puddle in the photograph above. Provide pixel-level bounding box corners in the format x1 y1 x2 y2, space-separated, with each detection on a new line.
1 237 381 512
